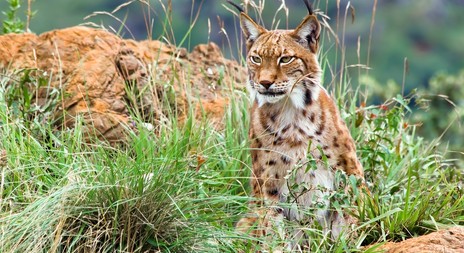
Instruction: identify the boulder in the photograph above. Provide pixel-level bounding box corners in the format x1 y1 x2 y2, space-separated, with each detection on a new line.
373 227 464 253
0 26 246 142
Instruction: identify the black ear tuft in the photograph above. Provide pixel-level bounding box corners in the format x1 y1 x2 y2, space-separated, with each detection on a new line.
302 0 314 15
226 0 245 13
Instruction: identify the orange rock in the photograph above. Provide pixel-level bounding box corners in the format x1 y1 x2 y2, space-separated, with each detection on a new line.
372 227 464 253
0 26 246 143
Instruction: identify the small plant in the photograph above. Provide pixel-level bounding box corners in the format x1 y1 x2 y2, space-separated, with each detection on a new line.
0 69 62 139
1 0 25 34
1 0 36 34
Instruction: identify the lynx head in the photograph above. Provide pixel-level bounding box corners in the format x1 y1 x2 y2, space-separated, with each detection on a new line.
238 5 322 109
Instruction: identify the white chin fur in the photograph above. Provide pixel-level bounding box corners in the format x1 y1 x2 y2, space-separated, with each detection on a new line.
253 89 307 110
256 93 285 107
248 81 317 110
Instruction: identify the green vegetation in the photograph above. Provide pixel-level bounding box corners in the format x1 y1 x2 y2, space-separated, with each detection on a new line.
1 0 24 33
0 0 463 252
414 70 464 163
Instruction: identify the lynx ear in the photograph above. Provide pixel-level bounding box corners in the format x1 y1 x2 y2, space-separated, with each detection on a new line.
292 15 321 53
240 13 266 43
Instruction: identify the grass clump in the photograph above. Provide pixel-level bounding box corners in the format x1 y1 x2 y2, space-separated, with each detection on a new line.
0 67 251 252
0 110 240 252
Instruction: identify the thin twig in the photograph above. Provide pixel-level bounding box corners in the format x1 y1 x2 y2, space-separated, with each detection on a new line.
366 0 377 76
26 0 32 32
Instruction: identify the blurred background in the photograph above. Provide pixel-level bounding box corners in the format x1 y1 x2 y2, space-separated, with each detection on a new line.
1 0 463 156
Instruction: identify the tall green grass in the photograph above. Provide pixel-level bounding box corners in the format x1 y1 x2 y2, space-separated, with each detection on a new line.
0 1 463 252
0 84 251 252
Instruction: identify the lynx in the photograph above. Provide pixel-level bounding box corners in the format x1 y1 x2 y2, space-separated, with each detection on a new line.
231 0 367 245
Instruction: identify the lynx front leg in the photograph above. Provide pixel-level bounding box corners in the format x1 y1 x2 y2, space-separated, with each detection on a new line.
236 207 285 237
236 207 287 253
237 170 286 237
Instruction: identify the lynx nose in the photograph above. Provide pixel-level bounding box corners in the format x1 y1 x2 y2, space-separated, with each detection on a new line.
259 80 273 89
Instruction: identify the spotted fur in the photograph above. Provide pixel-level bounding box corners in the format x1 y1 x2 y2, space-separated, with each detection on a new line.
236 6 367 244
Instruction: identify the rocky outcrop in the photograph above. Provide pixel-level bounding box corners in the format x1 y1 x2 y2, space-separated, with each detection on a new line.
0 26 246 142
373 227 464 253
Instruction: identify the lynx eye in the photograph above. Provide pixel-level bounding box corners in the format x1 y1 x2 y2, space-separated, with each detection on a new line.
250 56 262 65
279 56 294 64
